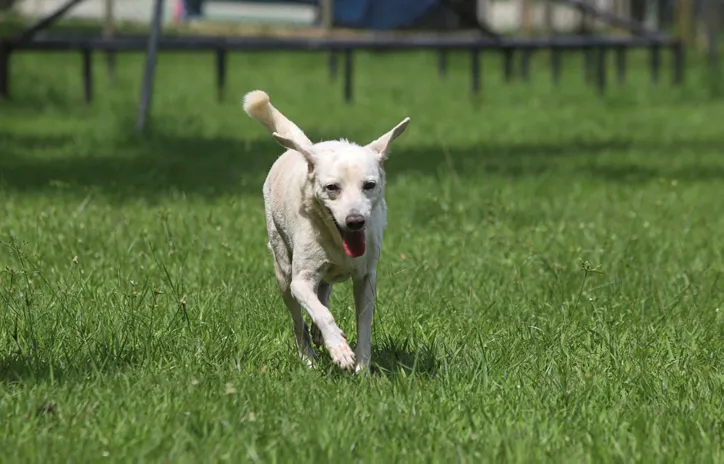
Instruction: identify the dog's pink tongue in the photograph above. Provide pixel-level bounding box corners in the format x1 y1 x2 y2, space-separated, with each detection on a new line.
342 231 366 258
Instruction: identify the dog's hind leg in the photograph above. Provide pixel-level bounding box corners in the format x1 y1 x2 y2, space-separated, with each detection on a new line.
311 283 333 348
352 271 377 373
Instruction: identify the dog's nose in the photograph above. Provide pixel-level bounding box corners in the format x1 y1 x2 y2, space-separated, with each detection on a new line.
345 214 365 231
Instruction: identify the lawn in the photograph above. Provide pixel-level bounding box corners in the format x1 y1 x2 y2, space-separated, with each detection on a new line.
1 46 723 462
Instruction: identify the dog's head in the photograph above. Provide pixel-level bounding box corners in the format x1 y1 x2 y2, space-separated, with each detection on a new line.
273 119 410 258
242 90 410 258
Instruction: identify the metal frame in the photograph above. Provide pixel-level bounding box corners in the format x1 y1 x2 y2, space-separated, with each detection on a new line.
1 34 685 101
2 34 683 51
0 0 691 132
12 0 88 45
136 0 165 132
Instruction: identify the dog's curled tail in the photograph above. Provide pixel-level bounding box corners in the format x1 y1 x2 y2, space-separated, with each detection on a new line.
243 90 312 147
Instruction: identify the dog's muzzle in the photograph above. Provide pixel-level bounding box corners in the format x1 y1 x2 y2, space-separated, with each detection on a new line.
345 214 365 231
326 208 367 258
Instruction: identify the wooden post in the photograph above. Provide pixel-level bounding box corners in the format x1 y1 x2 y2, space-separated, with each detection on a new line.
521 0 533 35
551 48 561 84
612 0 624 36
103 0 115 38
343 49 353 103
615 46 626 84
675 0 693 45
503 48 515 81
322 0 336 80
471 48 481 95
438 49 448 78
544 0 555 34
0 42 9 99
215 48 227 103
580 0 593 34
103 0 116 86
703 0 720 95
595 47 607 94
136 0 165 133
672 42 684 85
619 0 632 35
630 0 645 26
322 0 333 30
82 48 93 103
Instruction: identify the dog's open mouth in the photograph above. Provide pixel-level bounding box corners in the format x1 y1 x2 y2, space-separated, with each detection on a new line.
341 229 366 258
327 208 366 258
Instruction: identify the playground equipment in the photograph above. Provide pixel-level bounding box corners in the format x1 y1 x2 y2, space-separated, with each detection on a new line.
0 0 719 132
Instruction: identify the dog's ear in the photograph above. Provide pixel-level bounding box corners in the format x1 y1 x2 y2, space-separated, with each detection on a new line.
365 117 410 162
272 132 316 168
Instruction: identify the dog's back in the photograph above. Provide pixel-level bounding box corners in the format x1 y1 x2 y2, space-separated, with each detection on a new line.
262 148 308 246
244 90 312 253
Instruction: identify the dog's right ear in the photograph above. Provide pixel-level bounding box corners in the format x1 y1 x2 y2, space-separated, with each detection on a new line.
365 117 411 162
272 132 316 168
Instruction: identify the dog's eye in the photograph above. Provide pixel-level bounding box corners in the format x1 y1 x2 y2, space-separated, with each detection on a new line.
362 181 377 191
325 184 341 193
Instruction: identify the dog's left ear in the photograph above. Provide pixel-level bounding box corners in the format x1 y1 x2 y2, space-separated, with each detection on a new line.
365 117 411 162
272 132 316 168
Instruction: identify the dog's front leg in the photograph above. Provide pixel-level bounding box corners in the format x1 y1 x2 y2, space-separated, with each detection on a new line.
290 275 355 370
352 270 376 373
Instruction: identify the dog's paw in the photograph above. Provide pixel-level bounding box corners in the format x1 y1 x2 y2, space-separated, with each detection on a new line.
327 341 356 371
312 324 346 348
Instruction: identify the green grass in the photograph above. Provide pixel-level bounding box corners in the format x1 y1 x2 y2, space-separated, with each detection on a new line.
1 48 723 462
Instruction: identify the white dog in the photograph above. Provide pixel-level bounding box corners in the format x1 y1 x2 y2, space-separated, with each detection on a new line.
242 90 410 372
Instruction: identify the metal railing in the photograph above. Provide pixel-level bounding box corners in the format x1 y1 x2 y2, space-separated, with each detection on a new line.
0 0 696 132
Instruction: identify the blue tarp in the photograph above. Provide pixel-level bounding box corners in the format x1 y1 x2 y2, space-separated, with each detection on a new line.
180 0 440 30
333 0 440 30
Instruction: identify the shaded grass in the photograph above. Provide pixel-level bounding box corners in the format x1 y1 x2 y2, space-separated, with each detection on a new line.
1 49 723 462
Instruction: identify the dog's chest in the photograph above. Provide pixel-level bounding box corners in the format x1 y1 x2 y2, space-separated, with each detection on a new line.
321 261 356 284
319 239 376 284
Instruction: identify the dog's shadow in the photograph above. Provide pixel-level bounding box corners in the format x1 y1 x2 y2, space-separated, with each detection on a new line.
370 339 439 378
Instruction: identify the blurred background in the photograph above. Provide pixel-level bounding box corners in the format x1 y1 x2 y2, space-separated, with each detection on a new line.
1 2 724 461
4 0 721 35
